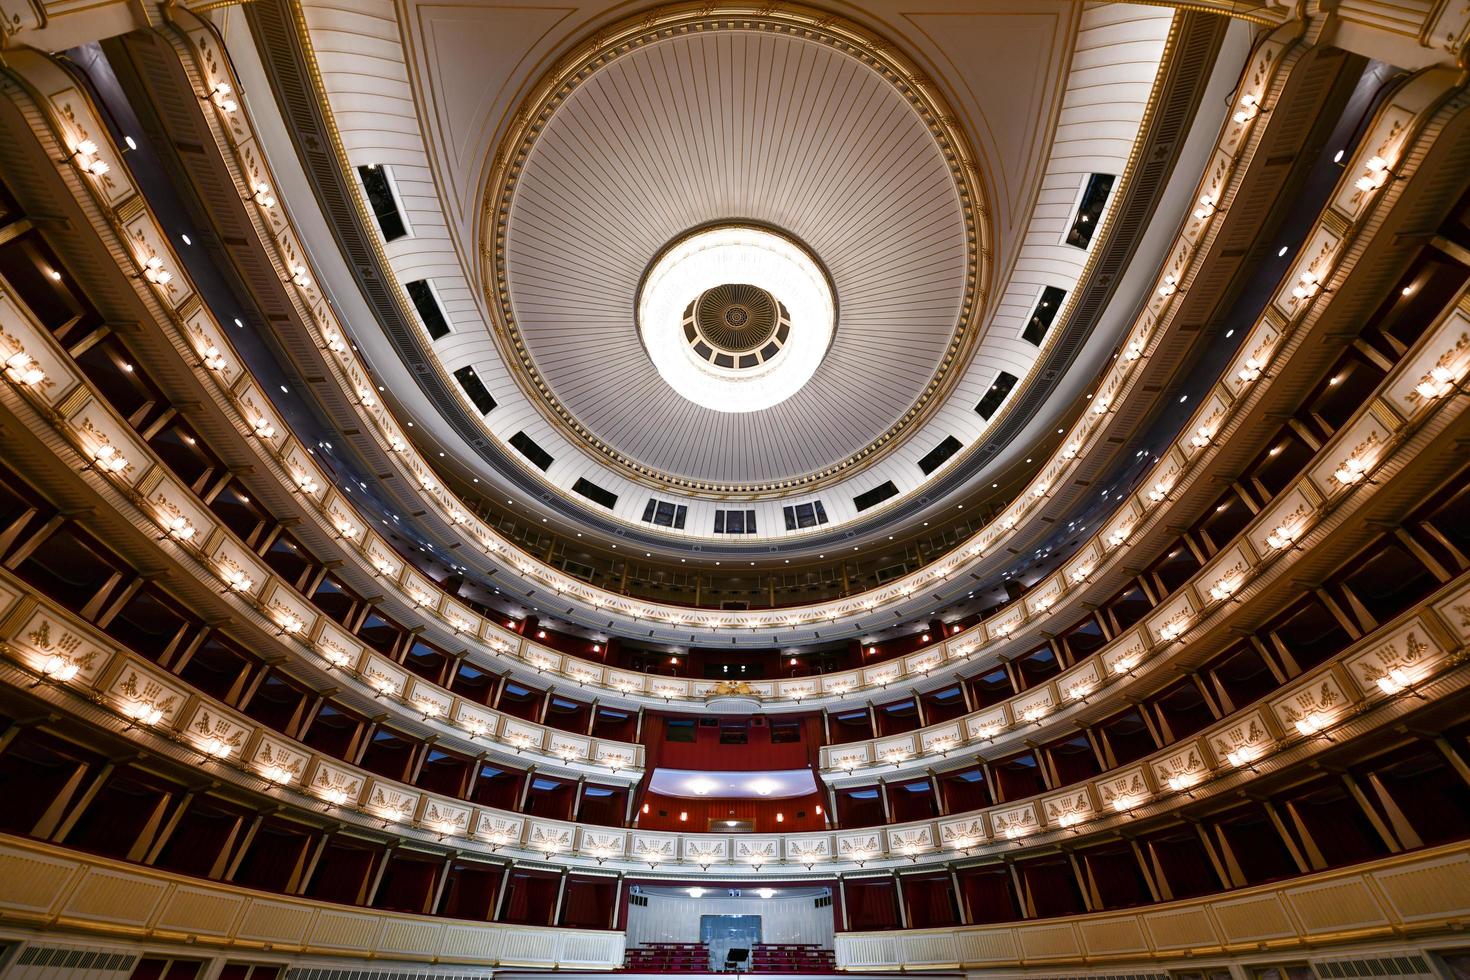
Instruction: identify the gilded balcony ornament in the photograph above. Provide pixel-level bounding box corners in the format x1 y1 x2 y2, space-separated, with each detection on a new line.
706 679 762 711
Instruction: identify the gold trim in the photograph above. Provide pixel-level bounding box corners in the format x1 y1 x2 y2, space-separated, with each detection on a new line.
477 2 994 495
1109 0 1284 28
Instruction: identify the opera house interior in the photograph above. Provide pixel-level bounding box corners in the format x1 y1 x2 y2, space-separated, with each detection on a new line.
1 1 1469 978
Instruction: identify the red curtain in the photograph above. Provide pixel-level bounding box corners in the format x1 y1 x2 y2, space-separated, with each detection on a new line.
903 874 959 928
844 878 899 930
958 866 1021 924
501 871 559 925
560 875 616 928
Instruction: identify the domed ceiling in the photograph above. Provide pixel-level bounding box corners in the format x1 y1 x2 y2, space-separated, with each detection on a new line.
290 0 1180 547
488 18 980 487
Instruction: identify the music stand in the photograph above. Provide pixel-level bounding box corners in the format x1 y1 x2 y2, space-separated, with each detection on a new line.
725 948 749 973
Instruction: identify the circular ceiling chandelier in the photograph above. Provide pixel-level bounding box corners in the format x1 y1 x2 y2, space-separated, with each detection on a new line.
637 225 835 413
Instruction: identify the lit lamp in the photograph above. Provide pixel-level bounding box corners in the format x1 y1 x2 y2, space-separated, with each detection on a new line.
1293 710 1332 739
1333 455 1371 486
199 736 234 760
4 350 46 387
122 701 164 728
1376 666 1417 696
1232 92 1260 124
88 442 129 475
1355 155 1391 193
1416 365 1461 401
1265 521 1300 551
208 80 237 112
1225 744 1262 770
35 655 80 685
71 139 111 177
219 566 253 594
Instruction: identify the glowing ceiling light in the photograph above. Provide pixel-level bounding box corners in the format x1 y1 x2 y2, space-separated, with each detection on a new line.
638 225 834 412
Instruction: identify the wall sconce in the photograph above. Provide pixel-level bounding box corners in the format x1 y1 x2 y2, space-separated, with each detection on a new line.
3 350 45 387
71 139 110 177
208 81 238 112
1232 92 1261 124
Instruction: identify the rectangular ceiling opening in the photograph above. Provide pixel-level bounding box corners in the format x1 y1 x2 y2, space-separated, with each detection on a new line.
406 279 451 340
1066 173 1116 249
453 365 496 415
917 435 964 475
975 371 1018 421
1022 286 1067 346
574 478 618 509
714 509 757 534
356 164 409 242
508 431 553 471
783 501 828 530
853 481 899 512
641 498 687 529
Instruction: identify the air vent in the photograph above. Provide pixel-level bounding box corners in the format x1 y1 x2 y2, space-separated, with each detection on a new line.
356 164 409 242
642 498 687 529
715 508 757 534
406 279 451 340
574 478 618 509
917 435 963 475
853 481 898 512
1022 285 1067 346
1316 955 1431 978
453 365 496 414
509 431 553 471
16 945 136 972
975 371 1018 420
1065 173 1116 249
782 500 828 530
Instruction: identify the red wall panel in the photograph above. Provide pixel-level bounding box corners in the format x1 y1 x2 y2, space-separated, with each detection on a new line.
637 791 826 834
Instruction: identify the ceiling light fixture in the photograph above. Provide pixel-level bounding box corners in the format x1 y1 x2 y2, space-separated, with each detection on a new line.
638 225 834 412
